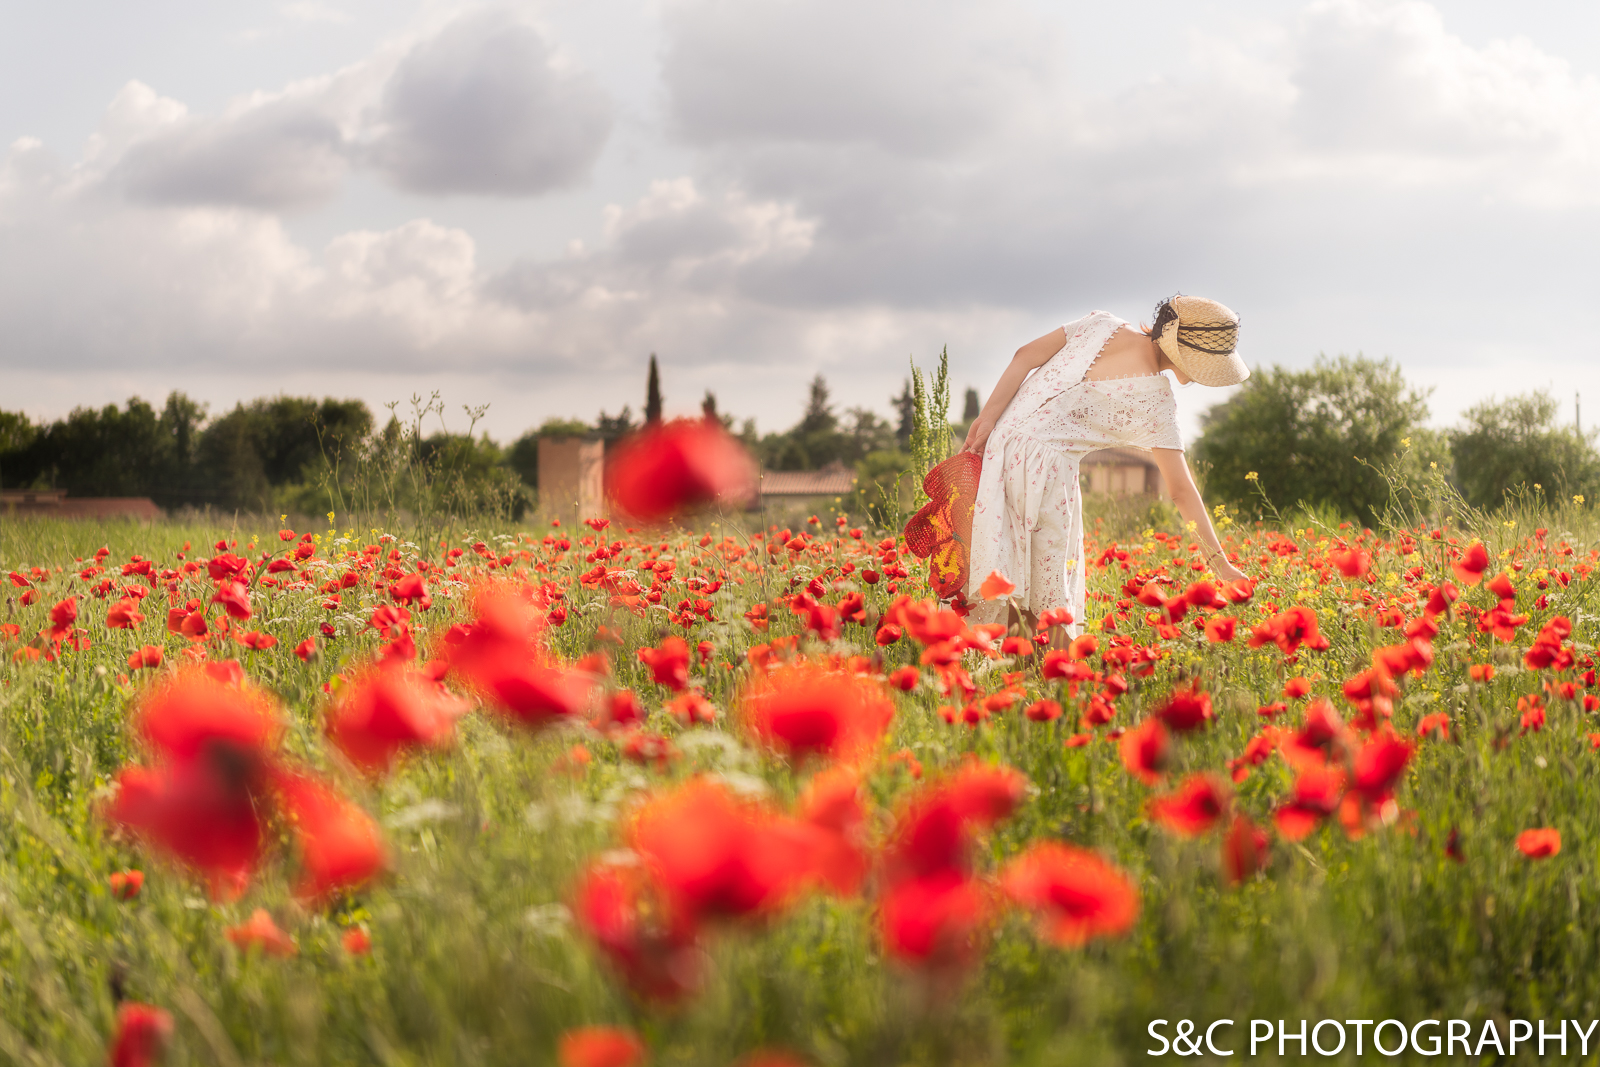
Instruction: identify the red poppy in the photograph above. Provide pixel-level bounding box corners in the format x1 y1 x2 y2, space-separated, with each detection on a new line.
326 662 467 775
1416 712 1450 740
887 666 920 691
1025 698 1062 722
741 660 895 763
48 596 78 641
444 588 593 727
879 870 991 969
1351 731 1413 803
132 667 282 764
211 580 252 621
1248 606 1329 655
273 770 386 901
1203 616 1237 642
1486 571 1516 603
1283 676 1311 699
977 571 1015 600
294 637 317 661
884 763 1026 881
341 928 372 955
108 1003 173 1067
1154 683 1213 732
109 869 144 901
629 779 811 923
206 553 249 583
1000 841 1140 947
390 572 428 604
573 859 703 1002
558 1026 649 1067
1452 541 1489 585
226 908 297 956
1220 813 1270 886
1148 773 1230 836
668 690 718 726
797 766 870 896
1273 766 1346 841
1517 827 1560 859
1118 718 1170 785
638 636 691 690
1424 581 1460 617
107 597 145 629
236 631 277 651
126 646 163 672
606 418 758 522
1330 548 1370 578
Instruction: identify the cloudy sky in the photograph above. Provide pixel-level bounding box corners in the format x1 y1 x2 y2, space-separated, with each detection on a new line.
4 0 1599 445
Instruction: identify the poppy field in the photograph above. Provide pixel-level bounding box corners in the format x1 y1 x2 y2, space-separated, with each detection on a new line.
4 483 1600 1063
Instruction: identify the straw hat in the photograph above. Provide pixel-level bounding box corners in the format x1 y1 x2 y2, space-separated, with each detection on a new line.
1151 295 1247 387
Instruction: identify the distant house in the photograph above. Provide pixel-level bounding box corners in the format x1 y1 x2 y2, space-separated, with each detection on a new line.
0 489 163 521
1081 448 1167 498
758 460 856 510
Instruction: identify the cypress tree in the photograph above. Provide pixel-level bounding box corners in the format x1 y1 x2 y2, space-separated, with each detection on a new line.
645 355 663 425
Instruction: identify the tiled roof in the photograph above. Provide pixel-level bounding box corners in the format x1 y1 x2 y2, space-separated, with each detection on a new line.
759 467 856 496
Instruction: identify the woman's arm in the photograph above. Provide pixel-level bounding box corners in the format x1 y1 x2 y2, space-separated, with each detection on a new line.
960 328 1067 455
1149 448 1248 582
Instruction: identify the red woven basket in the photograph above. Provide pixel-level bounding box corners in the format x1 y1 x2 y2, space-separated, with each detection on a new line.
902 451 983 600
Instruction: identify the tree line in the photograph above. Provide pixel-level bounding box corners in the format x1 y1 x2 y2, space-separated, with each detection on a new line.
1191 355 1597 526
2 351 1587 526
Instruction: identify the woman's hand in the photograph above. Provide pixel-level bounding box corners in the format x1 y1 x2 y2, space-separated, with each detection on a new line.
962 417 994 455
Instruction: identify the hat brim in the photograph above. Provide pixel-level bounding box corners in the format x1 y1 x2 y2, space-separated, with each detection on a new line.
1156 323 1249 387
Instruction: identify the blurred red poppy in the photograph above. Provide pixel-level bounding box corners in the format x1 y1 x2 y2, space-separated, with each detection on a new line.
558 1026 649 1067
573 859 704 1002
1452 542 1489 585
638 636 691 691
1148 773 1230 836
226 908 297 956
108 1002 172 1067
444 586 593 728
326 662 467 775
879 870 991 969
107 597 145 629
1000 841 1140 947
1118 718 1169 785
629 779 810 924
1221 813 1270 886
1154 684 1213 732
273 770 386 901
126 646 163 672
1517 827 1560 859
606 418 757 522
741 659 895 764
211 581 252 621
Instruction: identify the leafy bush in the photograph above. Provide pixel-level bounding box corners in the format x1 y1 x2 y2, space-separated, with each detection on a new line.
1448 391 1599 510
1192 355 1445 526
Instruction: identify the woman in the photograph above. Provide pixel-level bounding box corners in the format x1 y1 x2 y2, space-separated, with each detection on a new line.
961 294 1248 637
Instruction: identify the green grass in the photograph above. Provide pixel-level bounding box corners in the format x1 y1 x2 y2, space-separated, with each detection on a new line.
2 511 1599 1065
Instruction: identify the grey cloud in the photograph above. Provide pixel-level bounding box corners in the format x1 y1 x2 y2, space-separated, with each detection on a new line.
661 0 1060 155
115 98 348 211
364 8 613 196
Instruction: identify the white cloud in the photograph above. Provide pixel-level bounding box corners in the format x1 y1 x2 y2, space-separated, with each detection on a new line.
364 7 613 195
94 5 613 212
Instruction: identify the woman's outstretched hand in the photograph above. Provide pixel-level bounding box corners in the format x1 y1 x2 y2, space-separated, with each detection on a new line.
962 417 994 455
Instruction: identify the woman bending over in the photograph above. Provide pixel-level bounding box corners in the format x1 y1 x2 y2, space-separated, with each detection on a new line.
960 294 1249 638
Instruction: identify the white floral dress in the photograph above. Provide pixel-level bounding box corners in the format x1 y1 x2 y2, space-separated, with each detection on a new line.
966 311 1183 633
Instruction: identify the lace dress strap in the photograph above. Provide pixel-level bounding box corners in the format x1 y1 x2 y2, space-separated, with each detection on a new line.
997 311 1125 431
